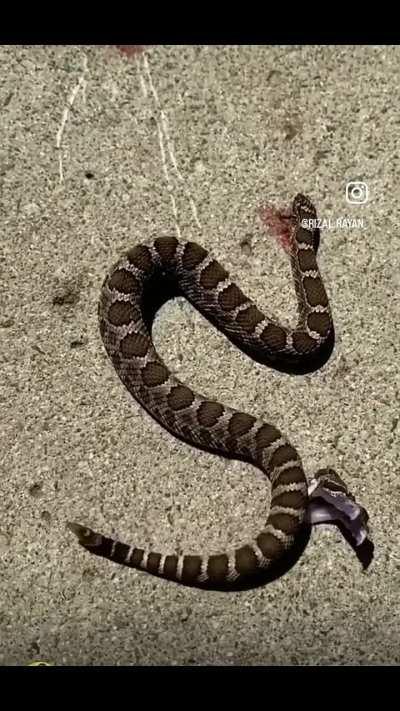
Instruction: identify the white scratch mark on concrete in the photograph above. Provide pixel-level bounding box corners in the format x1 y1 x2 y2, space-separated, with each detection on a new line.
136 61 148 98
141 53 202 231
81 55 88 105
155 117 181 239
55 55 89 185
137 57 181 239
159 109 201 230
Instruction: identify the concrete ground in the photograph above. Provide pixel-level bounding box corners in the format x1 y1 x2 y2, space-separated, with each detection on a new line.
0 45 399 666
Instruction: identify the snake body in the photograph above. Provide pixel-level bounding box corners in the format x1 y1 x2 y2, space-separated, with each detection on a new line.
68 194 369 589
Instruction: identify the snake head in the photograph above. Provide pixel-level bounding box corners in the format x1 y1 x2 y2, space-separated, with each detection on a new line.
306 468 370 551
67 522 103 548
292 193 317 223
292 193 320 251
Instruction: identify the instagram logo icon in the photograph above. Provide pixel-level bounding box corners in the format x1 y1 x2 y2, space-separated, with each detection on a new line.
346 181 369 204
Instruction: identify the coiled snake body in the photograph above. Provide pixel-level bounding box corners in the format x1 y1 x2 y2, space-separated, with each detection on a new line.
68 194 369 589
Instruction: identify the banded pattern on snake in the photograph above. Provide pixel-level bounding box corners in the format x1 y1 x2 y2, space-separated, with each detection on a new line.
68 194 369 589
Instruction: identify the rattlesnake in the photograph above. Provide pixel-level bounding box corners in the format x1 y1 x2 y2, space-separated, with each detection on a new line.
68 194 369 589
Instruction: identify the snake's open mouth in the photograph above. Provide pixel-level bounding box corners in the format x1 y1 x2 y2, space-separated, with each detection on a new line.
306 473 369 548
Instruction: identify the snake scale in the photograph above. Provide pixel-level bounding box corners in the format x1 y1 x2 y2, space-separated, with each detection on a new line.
68 194 369 589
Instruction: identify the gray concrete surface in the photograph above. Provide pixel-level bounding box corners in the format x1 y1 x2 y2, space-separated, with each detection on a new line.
0 45 399 666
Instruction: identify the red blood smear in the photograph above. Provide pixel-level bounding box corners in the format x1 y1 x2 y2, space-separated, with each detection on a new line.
115 45 147 57
258 203 294 255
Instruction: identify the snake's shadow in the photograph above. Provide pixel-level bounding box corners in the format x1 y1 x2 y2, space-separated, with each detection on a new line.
132 276 347 590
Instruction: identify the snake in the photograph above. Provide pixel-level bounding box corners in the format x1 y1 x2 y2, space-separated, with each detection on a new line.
68 194 370 590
